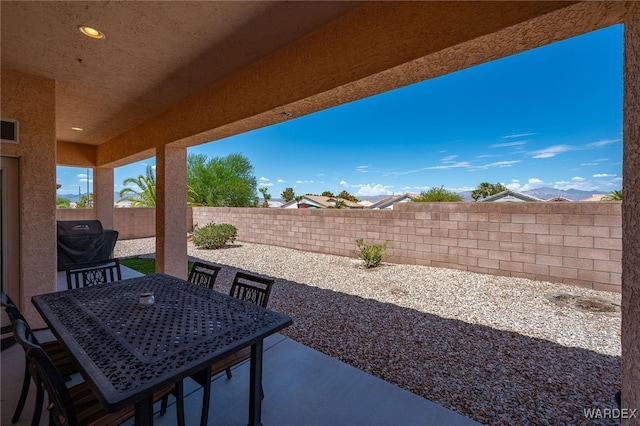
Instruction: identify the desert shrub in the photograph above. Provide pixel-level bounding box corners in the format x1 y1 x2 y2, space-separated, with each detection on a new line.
355 238 390 268
192 223 238 249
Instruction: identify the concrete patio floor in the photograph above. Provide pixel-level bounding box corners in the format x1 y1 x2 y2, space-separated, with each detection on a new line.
0 267 480 426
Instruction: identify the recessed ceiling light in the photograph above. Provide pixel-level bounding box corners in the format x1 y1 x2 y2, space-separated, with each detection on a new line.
71 127 83 131
78 25 105 40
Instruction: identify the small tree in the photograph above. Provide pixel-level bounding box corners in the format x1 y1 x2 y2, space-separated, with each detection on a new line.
329 200 347 209
187 153 257 207
337 190 358 202
259 187 271 207
471 182 507 201
355 239 390 268
56 196 71 208
414 186 462 202
321 190 335 197
118 165 156 207
76 193 93 208
281 187 295 202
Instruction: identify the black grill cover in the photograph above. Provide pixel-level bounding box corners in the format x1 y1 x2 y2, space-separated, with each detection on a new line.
57 220 119 270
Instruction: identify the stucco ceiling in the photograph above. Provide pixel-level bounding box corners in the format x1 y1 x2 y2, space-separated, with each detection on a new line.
0 1 361 145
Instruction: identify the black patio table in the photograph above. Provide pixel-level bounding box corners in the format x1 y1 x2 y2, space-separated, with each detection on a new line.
32 273 293 425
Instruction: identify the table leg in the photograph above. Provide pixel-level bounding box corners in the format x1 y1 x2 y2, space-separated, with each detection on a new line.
135 395 154 425
248 340 264 426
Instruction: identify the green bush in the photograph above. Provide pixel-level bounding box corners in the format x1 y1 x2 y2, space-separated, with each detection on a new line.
355 238 390 268
192 223 238 249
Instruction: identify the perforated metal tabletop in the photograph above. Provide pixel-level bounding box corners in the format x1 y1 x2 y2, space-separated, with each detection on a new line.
32 273 292 425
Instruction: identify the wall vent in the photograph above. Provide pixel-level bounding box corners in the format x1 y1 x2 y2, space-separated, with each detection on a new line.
1 118 19 144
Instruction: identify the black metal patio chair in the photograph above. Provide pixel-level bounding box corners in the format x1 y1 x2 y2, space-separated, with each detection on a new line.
1 291 77 425
65 258 122 290
13 319 184 426
188 261 221 289
161 271 275 426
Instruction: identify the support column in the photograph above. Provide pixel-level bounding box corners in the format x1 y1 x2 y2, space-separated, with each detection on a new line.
622 3 640 423
94 167 114 229
155 145 187 279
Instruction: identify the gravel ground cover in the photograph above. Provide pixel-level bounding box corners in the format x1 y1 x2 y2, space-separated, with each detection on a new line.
115 238 621 425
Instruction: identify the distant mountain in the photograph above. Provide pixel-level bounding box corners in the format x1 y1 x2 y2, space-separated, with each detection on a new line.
58 192 121 202
459 187 597 202
520 187 596 201
57 189 599 204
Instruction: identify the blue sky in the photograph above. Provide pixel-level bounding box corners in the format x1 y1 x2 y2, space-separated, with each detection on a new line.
58 24 623 199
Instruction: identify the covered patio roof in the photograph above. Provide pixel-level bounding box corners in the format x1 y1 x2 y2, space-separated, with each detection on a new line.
2 1 626 166
1 1 638 419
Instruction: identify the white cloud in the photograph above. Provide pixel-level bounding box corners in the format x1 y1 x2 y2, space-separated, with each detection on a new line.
491 141 527 148
355 184 394 196
425 162 471 170
553 179 602 191
470 160 520 171
355 166 369 173
339 180 349 187
593 173 616 178
572 176 585 182
530 145 574 158
587 139 620 148
295 180 314 184
580 163 598 166
258 182 273 187
441 155 458 162
77 173 93 184
277 179 285 183
259 177 270 182
507 178 544 192
502 132 536 139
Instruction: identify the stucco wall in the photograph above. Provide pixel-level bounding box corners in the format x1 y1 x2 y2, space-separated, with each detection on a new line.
1 68 57 324
622 1 640 418
193 202 622 293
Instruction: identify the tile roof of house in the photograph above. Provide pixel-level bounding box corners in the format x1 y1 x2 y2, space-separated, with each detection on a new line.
580 194 609 202
280 195 365 209
369 193 419 209
481 190 545 202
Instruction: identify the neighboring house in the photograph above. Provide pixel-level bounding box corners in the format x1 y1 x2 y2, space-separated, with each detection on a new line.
281 195 364 209
581 194 608 202
546 197 572 202
114 199 133 208
369 193 419 209
481 190 545 202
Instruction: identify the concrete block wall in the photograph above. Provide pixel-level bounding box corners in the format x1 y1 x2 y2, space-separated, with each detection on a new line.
56 203 622 291
192 202 622 292
56 208 94 221
114 208 156 240
56 208 193 240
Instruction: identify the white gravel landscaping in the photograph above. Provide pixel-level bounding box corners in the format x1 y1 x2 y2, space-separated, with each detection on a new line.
115 238 621 426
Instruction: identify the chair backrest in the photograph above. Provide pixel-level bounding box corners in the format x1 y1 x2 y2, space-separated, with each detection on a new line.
229 272 274 308
65 258 122 290
1 291 24 323
13 319 79 426
188 262 221 289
